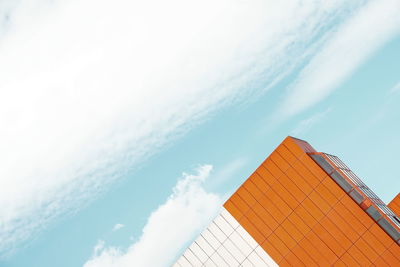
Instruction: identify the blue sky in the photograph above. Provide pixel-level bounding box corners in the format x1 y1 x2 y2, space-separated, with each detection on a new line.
0 0 399 266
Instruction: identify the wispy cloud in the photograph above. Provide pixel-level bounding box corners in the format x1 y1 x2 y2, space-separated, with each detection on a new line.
389 81 400 94
291 108 331 136
0 0 367 256
84 165 222 267
112 224 125 232
93 240 106 255
279 0 400 118
206 157 248 190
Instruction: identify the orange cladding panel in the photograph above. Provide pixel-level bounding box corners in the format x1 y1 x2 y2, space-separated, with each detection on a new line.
223 136 400 266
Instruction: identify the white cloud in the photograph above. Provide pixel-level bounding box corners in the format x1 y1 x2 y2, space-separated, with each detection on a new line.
93 240 106 255
291 108 331 136
112 224 125 232
84 165 222 267
0 0 366 255
279 0 400 117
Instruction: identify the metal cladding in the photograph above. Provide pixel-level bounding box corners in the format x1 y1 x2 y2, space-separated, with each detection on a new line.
174 137 400 266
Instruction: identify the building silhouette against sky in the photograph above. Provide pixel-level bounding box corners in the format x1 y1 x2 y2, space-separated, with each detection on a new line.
174 136 400 266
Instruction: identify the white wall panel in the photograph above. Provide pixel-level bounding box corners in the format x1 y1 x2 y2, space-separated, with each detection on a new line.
229 231 252 256
201 229 220 250
216 245 239 266
210 251 229 267
203 258 217 267
195 236 214 257
255 246 278 267
241 258 254 267
214 215 234 236
208 222 227 243
236 226 258 250
223 238 246 263
173 207 278 267
177 256 192 267
221 209 239 229
184 249 201 266
247 251 266 266
189 242 208 263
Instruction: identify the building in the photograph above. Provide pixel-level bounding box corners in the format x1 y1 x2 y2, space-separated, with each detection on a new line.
174 136 400 266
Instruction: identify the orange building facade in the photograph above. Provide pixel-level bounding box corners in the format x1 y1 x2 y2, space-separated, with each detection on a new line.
174 137 400 266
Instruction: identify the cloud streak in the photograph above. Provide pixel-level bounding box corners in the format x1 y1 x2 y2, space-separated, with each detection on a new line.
279 0 400 118
0 0 366 256
84 165 222 267
291 108 331 136
112 224 125 232
389 81 400 94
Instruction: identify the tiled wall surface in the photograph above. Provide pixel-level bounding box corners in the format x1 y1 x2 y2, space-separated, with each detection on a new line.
173 208 278 267
224 137 400 266
174 137 400 266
